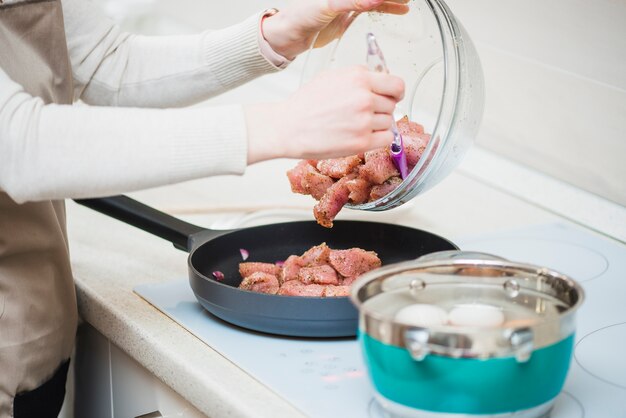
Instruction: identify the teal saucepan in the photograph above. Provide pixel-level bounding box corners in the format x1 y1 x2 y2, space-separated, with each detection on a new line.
350 251 584 418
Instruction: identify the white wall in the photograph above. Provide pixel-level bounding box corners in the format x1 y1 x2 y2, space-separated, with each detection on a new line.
445 0 626 206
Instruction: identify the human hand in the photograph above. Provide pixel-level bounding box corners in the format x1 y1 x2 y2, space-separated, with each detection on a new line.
262 0 410 59
245 65 405 164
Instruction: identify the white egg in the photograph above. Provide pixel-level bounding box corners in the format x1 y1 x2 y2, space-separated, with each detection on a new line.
448 304 505 327
394 304 449 327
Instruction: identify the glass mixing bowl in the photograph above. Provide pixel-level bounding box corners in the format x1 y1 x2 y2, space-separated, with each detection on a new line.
301 0 485 211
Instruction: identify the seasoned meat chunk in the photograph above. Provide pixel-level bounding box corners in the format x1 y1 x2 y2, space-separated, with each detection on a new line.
281 255 302 284
301 164 335 200
397 115 424 135
329 248 382 278
341 276 358 286
323 285 351 297
370 177 403 201
397 116 430 165
403 132 430 166
298 265 340 285
317 155 362 179
239 244 382 297
239 262 281 278
359 148 399 185
300 243 330 266
239 272 280 294
286 116 430 227
346 177 371 205
278 280 326 297
286 160 316 195
313 175 354 228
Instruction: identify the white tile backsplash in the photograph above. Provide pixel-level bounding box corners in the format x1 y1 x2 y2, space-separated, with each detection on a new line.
446 0 626 206
446 0 626 89
476 45 626 205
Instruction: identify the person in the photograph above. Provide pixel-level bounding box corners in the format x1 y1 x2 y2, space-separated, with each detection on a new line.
0 0 407 416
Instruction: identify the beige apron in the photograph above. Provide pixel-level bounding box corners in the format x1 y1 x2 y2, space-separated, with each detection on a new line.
0 0 78 416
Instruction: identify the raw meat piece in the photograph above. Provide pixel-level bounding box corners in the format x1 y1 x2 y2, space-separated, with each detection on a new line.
329 248 382 278
313 175 354 228
341 276 358 286
359 148 399 184
239 262 281 278
239 243 382 297
239 272 280 294
286 160 316 194
317 155 362 179
277 280 326 297
281 255 302 284
323 285 351 297
301 163 335 200
370 177 403 201
403 132 430 166
298 265 340 285
300 243 330 266
397 115 424 135
286 116 430 228
345 177 371 205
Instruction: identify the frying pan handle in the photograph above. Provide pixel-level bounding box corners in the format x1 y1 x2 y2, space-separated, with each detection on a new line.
74 195 207 252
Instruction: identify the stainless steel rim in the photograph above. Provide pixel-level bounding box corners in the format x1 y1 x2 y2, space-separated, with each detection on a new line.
351 254 584 359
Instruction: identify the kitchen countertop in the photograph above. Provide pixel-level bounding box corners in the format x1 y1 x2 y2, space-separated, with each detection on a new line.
66 147 626 418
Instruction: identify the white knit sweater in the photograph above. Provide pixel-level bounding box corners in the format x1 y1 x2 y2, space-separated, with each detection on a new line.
0 0 284 203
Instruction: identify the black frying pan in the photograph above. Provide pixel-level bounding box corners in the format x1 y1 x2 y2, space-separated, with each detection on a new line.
75 195 457 337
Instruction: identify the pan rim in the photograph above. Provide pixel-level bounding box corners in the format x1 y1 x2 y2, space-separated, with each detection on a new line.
187 219 459 298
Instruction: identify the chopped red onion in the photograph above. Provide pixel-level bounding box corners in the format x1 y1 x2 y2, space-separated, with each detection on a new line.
239 248 249 261
212 271 225 281
275 260 285 267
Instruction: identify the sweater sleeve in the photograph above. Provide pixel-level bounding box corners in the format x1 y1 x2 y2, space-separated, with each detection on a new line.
62 0 281 107
0 68 248 203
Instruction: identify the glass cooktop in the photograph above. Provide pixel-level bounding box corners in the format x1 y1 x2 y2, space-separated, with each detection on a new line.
135 222 626 418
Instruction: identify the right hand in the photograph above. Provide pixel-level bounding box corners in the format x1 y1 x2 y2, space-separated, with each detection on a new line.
245 65 405 164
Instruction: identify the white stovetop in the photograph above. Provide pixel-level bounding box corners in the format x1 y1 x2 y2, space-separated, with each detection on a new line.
134 221 626 418
66 145 626 418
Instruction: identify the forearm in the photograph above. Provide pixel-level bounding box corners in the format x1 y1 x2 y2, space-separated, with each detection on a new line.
0 73 247 203
63 0 281 107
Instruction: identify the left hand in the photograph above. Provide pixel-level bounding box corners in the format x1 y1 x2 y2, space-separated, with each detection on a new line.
262 0 410 59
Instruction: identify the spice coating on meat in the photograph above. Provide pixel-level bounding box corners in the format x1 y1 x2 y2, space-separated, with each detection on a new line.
360 148 399 184
345 177 371 205
313 175 353 228
370 176 403 201
404 133 429 166
300 243 330 266
239 262 281 278
238 244 382 297
286 160 316 195
323 285 351 297
239 272 280 294
317 155 362 179
397 115 424 135
278 281 326 297
302 164 335 200
281 255 302 284
341 276 358 286
286 116 430 228
329 249 382 278
298 265 340 285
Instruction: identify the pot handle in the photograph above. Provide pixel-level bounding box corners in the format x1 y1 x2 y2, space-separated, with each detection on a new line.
404 327 534 363
74 195 213 252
